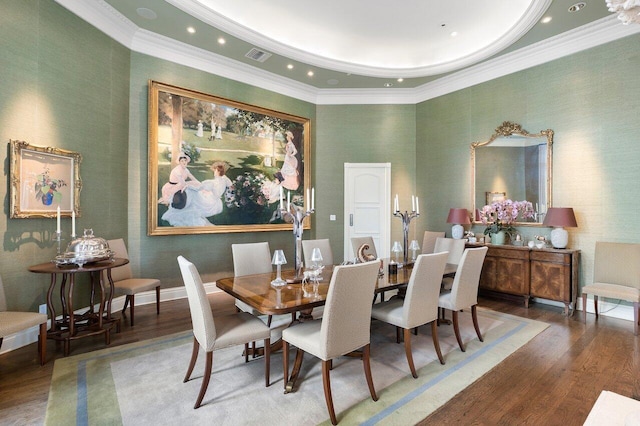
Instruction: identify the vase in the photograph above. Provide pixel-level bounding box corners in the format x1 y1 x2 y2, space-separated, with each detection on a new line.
491 230 506 245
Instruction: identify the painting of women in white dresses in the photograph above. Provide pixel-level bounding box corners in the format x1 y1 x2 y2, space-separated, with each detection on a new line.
149 81 310 235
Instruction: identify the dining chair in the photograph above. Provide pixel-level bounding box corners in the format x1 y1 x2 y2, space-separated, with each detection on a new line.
107 239 161 327
0 275 48 365
421 231 445 254
434 237 466 292
438 246 489 352
351 236 378 260
231 242 273 324
282 260 381 425
177 256 271 409
371 252 449 378
301 238 334 268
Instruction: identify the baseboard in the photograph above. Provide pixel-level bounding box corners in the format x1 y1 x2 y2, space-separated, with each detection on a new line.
533 297 635 322
0 283 221 356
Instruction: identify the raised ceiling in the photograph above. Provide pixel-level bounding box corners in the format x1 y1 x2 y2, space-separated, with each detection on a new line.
56 0 639 102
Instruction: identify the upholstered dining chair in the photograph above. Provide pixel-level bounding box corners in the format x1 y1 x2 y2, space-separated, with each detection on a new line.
301 238 334 268
350 236 378 259
421 231 445 254
231 242 274 325
0 276 48 365
434 237 467 292
107 239 161 327
581 241 640 335
282 260 381 425
371 252 449 378
438 246 488 352
177 256 271 409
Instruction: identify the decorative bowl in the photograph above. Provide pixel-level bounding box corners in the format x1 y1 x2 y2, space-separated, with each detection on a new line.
53 229 114 266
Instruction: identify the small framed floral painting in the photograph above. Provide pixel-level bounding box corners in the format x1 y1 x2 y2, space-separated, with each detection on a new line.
10 140 82 218
147 80 311 236
486 191 506 205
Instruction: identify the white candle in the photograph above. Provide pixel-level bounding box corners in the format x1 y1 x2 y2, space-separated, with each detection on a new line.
306 188 310 210
71 210 76 237
287 191 291 211
56 206 61 233
412 195 415 212
416 197 420 214
279 186 283 210
394 194 399 213
311 187 315 210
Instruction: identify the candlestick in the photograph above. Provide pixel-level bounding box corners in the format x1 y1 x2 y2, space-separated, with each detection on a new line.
393 196 420 265
56 206 61 233
279 194 315 283
412 195 415 212
279 186 284 210
311 187 315 211
416 197 420 215
71 210 76 238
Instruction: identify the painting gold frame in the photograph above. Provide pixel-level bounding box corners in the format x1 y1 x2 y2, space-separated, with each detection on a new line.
10 140 82 218
148 81 311 236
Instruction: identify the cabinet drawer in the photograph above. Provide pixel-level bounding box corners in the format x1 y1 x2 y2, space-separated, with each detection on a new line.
487 247 530 261
530 251 570 265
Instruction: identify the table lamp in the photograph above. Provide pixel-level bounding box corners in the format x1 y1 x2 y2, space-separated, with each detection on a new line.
271 249 287 287
391 241 403 264
447 208 471 239
542 207 577 249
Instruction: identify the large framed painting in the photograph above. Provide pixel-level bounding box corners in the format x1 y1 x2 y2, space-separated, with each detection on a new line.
10 140 82 218
148 80 311 235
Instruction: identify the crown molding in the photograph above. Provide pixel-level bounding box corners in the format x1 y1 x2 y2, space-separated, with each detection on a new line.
55 1 640 106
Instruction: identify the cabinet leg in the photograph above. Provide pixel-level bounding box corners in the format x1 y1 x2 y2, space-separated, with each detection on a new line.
524 296 530 308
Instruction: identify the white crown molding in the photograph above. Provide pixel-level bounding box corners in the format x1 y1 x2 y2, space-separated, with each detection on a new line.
54 1 640 106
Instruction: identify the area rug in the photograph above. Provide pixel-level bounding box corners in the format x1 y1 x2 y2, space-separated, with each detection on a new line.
45 308 548 425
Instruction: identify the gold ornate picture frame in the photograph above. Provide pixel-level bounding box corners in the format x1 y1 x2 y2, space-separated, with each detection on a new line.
10 140 82 218
148 80 311 236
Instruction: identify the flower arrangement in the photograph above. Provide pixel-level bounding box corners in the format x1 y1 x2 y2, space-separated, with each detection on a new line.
480 199 535 237
34 166 67 206
225 172 269 212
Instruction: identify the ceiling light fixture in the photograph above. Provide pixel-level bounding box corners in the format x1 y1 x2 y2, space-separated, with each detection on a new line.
383 82 393 87
606 0 640 24
217 37 226 45
187 26 196 34
136 8 157 20
307 71 314 77
541 16 552 23
568 2 586 12
397 78 404 83
450 31 458 37
287 64 294 70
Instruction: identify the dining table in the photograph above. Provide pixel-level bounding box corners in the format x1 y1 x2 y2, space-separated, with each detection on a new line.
215 259 457 392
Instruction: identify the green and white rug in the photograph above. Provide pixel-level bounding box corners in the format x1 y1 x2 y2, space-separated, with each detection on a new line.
45 308 548 425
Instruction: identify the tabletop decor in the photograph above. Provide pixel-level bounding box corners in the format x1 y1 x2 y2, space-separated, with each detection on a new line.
393 194 420 265
542 207 578 249
279 187 315 282
480 199 534 244
9 140 82 219
147 80 311 236
270 249 287 287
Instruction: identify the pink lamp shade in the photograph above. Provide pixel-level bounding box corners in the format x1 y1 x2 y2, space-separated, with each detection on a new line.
447 208 471 225
543 207 577 249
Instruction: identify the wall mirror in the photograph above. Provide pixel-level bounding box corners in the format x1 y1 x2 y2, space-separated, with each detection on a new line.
471 121 553 225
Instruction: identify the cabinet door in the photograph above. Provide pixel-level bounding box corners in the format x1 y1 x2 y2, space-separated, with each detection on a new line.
495 257 530 295
530 252 571 302
479 256 497 290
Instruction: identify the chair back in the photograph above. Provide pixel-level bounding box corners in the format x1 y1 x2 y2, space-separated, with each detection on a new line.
434 237 466 265
301 239 334 268
0 276 7 312
351 236 378 259
106 238 133 282
448 247 488 310
422 231 445 254
403 252 449 327
232 242 272 277
594 242 640 289
320 261 380 359
178 256 216 351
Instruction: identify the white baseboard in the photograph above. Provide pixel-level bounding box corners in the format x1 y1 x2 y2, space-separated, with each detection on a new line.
0 283 221 356
533 297 635 322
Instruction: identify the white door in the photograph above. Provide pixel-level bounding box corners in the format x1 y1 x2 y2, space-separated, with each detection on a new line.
344 163 391 262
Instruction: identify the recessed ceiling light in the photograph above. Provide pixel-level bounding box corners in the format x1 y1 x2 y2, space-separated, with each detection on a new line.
217 37 226 45
187 26 196 34
136 8 157 20
397 78 404 83
384 82 393 87
327 79 339 85
541 16 552 23
450 31 458 37
307 71 314 77
287 64 294 70
568 2 586 12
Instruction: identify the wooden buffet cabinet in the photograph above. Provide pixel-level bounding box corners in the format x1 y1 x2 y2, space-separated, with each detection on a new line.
467 243 580 316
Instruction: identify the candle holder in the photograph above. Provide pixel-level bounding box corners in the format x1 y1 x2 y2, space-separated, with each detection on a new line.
409 239 421 262
271 249 287 287
393 207 420 265
279 202 314 283
52 231 64 256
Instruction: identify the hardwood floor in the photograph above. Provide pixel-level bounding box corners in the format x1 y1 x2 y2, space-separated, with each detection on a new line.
1 293 638 425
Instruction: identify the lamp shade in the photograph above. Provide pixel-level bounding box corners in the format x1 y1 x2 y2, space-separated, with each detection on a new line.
542 207 577 228
447 208 471 224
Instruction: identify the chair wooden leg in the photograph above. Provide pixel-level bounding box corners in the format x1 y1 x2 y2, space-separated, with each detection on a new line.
472 305 483 342
122 295 130 314
264 338 271 387
322 360 337 425
363 344 378 401
396 326 401 343
245 343 249 363
452 310 465 352
129 295 135 327
431 321 445 365
184 337 199 382
267 315 272 327
403 328 417 378
194 351 213 409
582 293 588 324
594 295 599 319
283 341 289 390
155 286 161 315
634 302 639 336
38 322 47 365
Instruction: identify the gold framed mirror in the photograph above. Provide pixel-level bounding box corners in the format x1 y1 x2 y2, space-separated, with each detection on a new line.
471 122 553 225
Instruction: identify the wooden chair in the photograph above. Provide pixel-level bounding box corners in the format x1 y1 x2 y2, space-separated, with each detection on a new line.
107 239 161 327
301 238 334 268
282 261 381 425
177 256 271 409
421 231 445 254
0 276 48 365
371 252 449 377
438 246 488 352
581 242 640 335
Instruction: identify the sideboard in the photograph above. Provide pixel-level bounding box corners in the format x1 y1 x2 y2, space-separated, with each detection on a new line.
467 243 580 316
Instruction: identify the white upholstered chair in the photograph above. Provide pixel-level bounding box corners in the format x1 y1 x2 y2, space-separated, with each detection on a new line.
351 236 378 259
231 242 273 323
434 237 467 292
282 261 381 425
178 256 271 409
422 231 445 254
301 238 334 268
107 238 161 327
0 276 48 365
371 252 449 377
581 242 640 335
438 246 488 352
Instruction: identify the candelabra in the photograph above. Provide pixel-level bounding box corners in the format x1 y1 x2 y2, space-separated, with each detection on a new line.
280 202 314 283
393 194 420 265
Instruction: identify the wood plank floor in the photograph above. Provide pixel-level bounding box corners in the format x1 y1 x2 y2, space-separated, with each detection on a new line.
1 293 638 425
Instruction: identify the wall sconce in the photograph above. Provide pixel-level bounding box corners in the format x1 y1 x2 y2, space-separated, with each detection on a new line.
542 207 578 249
447 208 471 239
